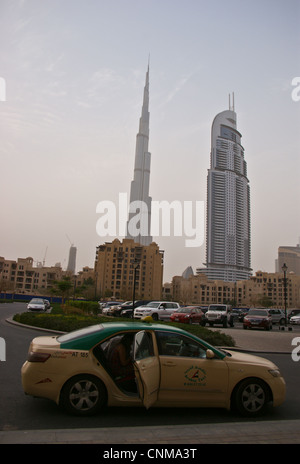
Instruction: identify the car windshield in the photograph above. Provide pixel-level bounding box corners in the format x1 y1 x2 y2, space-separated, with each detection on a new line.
209 305 226 312
179 307 195 313
248 309 268 316
57 324 104 343
144 302 160 308
30 299 43 304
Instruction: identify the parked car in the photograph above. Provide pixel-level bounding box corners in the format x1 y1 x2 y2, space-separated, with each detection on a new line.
43 299 51 310
27 298 47 312
100 302 122 315
288 309 300 321
243 309 272 331
106 301 132 317
203 304 234 328
290 314 300 325
267 309 286 325
238 308 250 322
21 321 286 417
120 300 152 318
170 306 204 325
231 308 244 322
134 301 181 321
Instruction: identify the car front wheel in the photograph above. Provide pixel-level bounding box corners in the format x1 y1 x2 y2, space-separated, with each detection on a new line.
233 378 270 417
60 375 107 416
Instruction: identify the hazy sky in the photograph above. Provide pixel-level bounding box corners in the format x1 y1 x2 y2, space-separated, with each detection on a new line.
1 0 299 282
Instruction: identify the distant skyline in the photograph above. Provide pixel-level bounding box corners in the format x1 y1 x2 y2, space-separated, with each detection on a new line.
0 0 299 282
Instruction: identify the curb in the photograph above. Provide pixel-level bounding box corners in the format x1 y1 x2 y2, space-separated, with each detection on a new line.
5 316 66 334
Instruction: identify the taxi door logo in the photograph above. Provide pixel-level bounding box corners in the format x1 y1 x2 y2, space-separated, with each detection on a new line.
184 366 206 386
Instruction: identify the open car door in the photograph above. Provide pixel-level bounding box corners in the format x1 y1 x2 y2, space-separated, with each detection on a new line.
133 331 160 409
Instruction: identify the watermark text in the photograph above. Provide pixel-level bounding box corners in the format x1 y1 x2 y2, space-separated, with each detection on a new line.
291 77 300 102
96 193 204 247
0 77 6 101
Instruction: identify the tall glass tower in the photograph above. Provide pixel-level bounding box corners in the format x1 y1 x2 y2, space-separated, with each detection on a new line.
126 64 153 246
198 97 251 282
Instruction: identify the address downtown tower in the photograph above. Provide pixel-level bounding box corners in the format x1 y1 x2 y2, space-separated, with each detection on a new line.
198 96 252 282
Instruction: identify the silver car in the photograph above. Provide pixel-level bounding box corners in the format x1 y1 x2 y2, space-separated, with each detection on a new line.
267 309 286 325
27 298 47 312
290 315 300 325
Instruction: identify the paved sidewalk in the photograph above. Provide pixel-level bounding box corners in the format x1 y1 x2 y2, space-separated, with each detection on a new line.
1 420 300 444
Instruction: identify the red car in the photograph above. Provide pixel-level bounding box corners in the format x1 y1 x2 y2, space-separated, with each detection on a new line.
170 306 204 325
243 309 273 331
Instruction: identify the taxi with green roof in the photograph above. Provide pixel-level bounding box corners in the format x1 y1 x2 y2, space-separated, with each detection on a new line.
21 321 285 417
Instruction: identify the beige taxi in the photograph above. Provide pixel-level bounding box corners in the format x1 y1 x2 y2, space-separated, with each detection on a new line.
21 322 286 416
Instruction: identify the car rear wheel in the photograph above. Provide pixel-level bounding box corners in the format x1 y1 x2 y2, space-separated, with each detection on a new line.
233 378 270 417
60 375 107 416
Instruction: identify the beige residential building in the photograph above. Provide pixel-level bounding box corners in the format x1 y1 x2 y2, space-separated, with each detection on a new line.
94 238 164 300
76 266 95 287
171 270 300 309
0 256 63 294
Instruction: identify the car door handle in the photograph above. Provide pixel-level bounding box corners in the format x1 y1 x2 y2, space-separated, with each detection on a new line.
162 361 177 367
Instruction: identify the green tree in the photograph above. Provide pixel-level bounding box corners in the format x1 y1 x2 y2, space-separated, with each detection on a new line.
52 277 73 304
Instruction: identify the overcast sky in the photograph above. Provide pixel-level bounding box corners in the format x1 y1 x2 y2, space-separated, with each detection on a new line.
0 0 299 282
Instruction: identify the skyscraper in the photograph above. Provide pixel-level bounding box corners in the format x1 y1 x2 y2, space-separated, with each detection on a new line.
66 245 77 274
197 96 251 282
126 64 153 246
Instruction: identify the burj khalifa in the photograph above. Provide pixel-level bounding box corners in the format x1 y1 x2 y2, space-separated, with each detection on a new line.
126 64 153 246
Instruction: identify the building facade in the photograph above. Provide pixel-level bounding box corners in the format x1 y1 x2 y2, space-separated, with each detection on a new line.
0 256 63 294
94 238 163 300
172 270 300 309
276 242 300 276
197 100 251 282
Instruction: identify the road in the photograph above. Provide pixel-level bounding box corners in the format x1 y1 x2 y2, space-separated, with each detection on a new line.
1 302 300 432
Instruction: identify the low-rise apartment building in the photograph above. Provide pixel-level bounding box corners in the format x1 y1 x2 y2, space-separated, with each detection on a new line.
0 256 63 294
172 270 300 308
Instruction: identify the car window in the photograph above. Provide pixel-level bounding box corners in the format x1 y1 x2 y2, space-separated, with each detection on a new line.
155 331 207 358
134 331 154 360
248 309 268 316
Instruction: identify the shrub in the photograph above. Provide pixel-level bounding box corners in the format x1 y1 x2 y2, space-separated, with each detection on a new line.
13 311 235 347
65 300 99 316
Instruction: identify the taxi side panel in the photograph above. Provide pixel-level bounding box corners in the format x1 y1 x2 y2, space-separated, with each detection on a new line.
22 348 142 408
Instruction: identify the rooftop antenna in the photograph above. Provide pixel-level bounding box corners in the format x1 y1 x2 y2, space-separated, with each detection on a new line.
42 246 48 267
229 92 235 111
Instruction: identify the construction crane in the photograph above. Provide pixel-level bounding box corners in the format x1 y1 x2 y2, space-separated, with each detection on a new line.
42 246 48 267
66 235 74 247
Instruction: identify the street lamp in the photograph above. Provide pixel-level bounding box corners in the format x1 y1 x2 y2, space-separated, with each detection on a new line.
132 259 140 317
282 263 288 327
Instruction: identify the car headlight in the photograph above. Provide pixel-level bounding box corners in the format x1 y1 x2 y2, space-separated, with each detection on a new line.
269 369 281 378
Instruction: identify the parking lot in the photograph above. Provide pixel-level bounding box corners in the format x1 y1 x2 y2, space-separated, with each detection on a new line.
209 320 299 353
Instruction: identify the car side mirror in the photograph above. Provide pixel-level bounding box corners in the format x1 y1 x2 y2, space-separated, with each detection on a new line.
206 349 215 359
